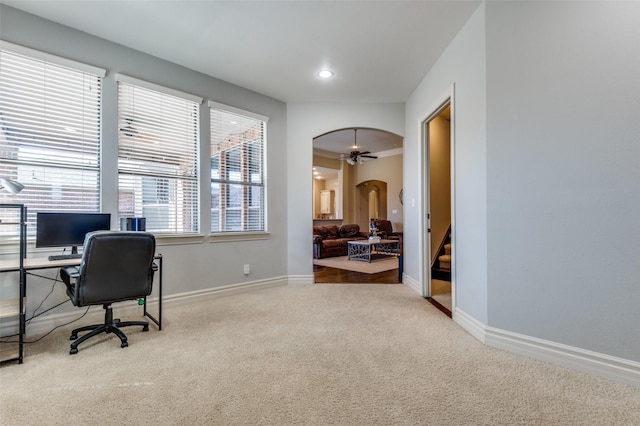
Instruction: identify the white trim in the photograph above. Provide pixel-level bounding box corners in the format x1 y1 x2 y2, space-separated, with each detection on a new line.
455 309 640 387
0 40 106 77
485 327 640 388
403 274 421 295
420 84 456 300
453 307 487 344
207 100 270 123
158 276 287 308
115 73 203 104
156 234 205 246
209 232 270 243
288 275 314 285
24 277 288 337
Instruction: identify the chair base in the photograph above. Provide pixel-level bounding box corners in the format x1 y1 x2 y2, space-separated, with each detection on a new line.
69 304 149 354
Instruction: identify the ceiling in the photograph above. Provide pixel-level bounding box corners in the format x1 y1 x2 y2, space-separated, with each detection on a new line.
3 0 481 103
314 127 403 159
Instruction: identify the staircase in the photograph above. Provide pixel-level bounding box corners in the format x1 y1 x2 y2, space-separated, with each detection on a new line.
431 229 451 281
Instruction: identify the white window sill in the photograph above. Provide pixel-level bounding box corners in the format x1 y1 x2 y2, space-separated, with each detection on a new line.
154 234 205 246
209 232 270 243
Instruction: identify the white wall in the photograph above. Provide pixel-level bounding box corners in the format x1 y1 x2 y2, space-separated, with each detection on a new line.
485 0 640 362
405 4 487 321
0 6 288 318
287 103 405 279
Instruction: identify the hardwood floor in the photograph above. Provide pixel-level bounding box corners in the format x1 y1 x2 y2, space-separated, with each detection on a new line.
313 264 400 284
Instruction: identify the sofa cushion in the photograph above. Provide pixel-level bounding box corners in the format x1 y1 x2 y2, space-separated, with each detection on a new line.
313 226 329 239
325 225 339 239
322 239 345 249
339 224 361 238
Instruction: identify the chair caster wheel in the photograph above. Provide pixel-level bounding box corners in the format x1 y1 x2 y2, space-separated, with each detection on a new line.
70 334 77 340
70 348 78 355
143 325 149 332
121 341 128 348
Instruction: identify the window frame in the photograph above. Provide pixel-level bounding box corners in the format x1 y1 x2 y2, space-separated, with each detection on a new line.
0 41 106 247
116 74 202 236
209 101 268 237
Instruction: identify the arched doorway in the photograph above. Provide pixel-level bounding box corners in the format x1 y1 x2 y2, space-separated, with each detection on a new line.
312 128 403 283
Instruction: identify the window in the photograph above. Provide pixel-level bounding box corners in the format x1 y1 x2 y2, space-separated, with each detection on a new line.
210 102 267 233
117 75 201 234
0 42 105 238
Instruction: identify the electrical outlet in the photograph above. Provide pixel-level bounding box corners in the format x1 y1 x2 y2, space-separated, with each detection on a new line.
243 264 250 275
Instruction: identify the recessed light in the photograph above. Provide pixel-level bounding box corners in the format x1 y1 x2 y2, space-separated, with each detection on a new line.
317 70 334 79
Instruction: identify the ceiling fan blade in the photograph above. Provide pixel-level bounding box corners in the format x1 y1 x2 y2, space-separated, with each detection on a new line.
361 155 377 159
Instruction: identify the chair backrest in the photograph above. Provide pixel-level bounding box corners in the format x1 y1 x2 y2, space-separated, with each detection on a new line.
374 219 394 235
74 231 156 306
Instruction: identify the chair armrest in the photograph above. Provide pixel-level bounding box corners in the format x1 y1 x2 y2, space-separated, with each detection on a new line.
152 262 159 272
61 266 80 279
313 235 323 244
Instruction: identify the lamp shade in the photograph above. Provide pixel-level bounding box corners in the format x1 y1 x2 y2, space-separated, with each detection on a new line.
0 177 25 194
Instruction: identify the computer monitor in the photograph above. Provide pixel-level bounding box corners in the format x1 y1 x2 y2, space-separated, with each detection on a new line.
36 212 111 254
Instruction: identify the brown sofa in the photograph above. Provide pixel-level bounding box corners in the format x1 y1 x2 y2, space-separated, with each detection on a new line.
374 219 402 241
313 224 368 259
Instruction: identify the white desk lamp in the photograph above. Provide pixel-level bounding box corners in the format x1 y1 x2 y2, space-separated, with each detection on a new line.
0 177 25 194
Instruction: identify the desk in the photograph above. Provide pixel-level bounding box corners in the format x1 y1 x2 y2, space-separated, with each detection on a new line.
0 254 162 364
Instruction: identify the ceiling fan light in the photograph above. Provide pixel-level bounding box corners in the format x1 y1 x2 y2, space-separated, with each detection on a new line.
346 158 355 166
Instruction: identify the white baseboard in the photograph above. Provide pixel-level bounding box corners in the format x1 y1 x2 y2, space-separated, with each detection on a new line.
287 275 314 285
160 276 288 309
403 274 422 295
485 326 640 388
453 308 639 388
453 308 486 344
25 276 288 337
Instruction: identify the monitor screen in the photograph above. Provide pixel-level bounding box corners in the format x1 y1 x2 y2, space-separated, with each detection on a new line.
36 212 111 253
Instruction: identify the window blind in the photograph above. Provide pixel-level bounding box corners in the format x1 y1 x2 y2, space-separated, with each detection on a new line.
0 45 103 239
210 105 266 233
117 79 200 234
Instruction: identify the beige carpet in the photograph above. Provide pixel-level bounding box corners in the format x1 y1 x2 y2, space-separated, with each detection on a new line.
1 284 639 425
313 255 398 274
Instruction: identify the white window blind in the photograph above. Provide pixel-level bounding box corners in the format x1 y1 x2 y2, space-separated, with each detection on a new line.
0 44 104 239
210 103 267 233
117 77 200 234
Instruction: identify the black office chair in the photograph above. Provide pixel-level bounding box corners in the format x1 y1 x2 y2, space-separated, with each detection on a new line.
60 231 157 355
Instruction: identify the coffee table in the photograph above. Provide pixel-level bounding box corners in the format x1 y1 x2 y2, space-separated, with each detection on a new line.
347 239 400 262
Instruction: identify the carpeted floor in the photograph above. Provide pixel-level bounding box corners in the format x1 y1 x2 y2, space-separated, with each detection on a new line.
313 254 398 274
1 284 639 425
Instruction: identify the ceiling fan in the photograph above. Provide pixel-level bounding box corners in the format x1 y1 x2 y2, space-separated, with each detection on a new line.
343 129 377 165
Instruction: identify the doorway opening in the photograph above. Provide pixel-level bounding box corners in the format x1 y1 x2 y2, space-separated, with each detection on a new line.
423 100 454 316
312 128 403 284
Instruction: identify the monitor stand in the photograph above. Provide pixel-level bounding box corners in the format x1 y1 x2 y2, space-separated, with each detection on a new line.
70 245 79 255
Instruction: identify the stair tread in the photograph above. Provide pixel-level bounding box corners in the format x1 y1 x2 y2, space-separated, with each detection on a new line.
438 254 451 262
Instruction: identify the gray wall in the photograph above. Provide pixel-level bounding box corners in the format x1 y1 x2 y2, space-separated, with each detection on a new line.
0 6 288 318
485 0 640 361
405 3 488 321
406 0 640 363
286 103 405 280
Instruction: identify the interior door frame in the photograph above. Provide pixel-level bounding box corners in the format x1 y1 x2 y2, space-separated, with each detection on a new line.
420 85 456 311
